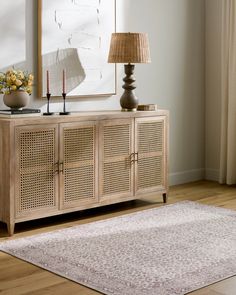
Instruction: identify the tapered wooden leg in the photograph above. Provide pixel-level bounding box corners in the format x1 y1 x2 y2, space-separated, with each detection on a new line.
163 193 168 203
7 222 15 236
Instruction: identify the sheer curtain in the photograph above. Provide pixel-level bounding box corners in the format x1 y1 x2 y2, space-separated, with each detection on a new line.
219 0 236 184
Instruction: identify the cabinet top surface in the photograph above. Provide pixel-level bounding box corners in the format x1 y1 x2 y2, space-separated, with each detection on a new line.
0 109 169 125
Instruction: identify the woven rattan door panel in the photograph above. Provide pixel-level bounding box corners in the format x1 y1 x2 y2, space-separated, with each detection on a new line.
135 117 167 195
60 122 98 209
15 125 59 219
99 119 134 200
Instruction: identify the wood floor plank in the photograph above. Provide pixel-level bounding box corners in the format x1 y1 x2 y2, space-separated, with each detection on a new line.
189 289 224 295
23 282 100 295
210 277 236 295
0 272 64 295
0 180 236 295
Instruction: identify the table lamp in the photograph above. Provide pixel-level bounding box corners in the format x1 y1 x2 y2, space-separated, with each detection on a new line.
108 32 151 111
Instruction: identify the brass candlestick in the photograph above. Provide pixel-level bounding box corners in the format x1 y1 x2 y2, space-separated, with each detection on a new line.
59 93 70 115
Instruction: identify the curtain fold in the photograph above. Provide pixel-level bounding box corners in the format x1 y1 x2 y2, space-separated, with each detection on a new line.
219 0 236 184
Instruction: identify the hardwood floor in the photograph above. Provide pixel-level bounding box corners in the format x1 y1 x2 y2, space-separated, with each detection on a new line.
0 180 236 295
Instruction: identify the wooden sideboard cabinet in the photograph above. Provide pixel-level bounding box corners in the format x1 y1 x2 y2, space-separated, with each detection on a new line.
0 110 169 235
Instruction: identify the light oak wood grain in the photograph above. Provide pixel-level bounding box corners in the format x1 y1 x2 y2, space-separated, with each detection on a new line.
98 118 135 201
0 111 169 235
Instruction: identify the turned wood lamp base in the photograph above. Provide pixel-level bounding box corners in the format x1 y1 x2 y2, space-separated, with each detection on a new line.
120 64 138 112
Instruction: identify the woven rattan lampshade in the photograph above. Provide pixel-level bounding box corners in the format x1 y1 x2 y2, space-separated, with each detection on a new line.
108 33 151 64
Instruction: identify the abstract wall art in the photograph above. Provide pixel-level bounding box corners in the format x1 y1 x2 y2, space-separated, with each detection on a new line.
38 0 116 97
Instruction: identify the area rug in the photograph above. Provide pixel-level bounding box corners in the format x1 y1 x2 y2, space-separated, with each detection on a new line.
1 201 236 295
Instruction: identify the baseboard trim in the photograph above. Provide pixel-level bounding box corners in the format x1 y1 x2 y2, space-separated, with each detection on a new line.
169 169 205 186
205 169 219 182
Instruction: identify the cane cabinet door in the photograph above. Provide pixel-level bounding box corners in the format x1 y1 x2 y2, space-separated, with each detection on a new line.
59 122 98 209
99 118 134 200
135 117 167 195
15 124 59 219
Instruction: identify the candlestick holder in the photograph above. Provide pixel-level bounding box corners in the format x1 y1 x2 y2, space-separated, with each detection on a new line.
59 93 71 115
43 93 54 116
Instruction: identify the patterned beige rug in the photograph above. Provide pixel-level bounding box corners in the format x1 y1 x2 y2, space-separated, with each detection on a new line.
1 201 236 295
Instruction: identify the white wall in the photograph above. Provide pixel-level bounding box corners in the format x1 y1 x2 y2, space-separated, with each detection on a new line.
205 0 221 181
0 0 206 185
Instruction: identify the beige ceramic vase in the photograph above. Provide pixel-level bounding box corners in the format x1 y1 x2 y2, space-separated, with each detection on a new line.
3 90 30 110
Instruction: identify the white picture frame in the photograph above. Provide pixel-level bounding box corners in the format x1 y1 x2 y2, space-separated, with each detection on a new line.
38 0 116 98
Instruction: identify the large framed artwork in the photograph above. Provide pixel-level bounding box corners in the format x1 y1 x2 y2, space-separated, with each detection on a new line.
38 0 116 98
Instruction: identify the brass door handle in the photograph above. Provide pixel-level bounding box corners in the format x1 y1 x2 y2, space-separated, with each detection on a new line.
59 162 64 174
54 162 59 174
130 153 135 164
130 153 138 164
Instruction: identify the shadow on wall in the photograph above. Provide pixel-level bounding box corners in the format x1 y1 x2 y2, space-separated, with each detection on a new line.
0 0 87 110
0 0 26 109
1 0 133 111
178 0 205 168
0 1 25 69
41 48 85 97
0 47 86 98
